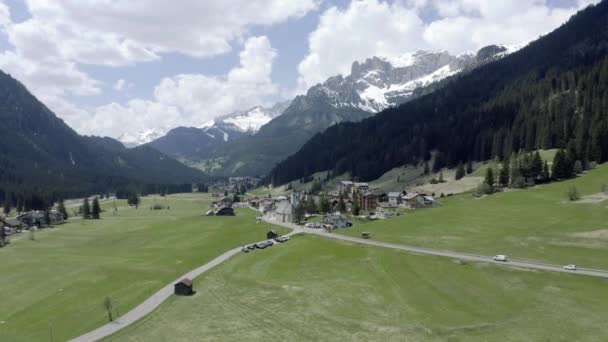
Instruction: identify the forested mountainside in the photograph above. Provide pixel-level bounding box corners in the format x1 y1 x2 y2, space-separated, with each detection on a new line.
267 2 608 185
193 45 510 177
0 70 207 200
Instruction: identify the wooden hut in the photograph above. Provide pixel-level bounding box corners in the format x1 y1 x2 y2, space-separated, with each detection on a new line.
174 278 194 296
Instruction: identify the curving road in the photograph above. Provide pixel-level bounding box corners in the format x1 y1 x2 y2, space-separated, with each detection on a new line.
263 218 608 279
69 231 299 342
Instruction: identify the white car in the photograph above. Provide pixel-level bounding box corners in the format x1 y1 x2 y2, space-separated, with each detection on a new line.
563 264 577 271
492 255 509 262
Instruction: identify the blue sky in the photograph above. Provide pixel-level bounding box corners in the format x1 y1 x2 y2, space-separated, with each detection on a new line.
0 0 597 138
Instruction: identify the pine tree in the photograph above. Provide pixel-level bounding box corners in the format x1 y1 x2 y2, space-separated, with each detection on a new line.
423 161 430 175
439 172 445 183
466 160 473 174
319 196 331 214
532 151 544 180
57 199 68 220
485 168 495 193
83 198 91 219
455 161 465 180
337 194 346 213
92 198 101 219
552 150 573 180
44 209 51 227
2 202 10 216
304 196 317 214
352 200 361 216
293 203 305 224
499 161 510 187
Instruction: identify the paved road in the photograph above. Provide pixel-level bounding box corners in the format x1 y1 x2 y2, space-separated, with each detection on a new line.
264 218 608 279
69 231 299 342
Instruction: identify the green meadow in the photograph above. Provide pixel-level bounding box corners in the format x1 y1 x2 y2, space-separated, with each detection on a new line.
107 235 608 342
0 194 286 342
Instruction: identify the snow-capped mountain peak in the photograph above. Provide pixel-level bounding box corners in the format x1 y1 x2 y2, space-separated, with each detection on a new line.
304 44 518 114
118 129 165 147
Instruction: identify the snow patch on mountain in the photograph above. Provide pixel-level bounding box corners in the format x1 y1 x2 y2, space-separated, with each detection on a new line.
221 106 276 132
118 129 165 147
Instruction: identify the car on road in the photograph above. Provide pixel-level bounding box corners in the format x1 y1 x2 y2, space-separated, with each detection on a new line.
241 247 249 253
305 222 322 229
274 236 290 243
247 244 256 250
254 242 269 249
492 254 509 262
563 264 577 271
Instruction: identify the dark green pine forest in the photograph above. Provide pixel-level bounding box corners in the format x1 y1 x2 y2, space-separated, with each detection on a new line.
267 1 608 185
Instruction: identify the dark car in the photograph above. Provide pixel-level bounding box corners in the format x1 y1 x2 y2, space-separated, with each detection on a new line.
247 244 256 250
255 241 269 249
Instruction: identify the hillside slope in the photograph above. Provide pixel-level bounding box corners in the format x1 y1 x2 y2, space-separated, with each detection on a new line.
0 71 206 197
268 1 608 185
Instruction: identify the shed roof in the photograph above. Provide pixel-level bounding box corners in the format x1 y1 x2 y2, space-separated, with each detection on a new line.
177 278 193 286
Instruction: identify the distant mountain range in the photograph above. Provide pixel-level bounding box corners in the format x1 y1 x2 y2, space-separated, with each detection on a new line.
0 70 207 198
267 1 608 185
146 44 516 177
144 101 289 163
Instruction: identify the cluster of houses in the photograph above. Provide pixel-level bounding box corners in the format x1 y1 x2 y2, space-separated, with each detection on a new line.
337 181 437 212
241 181 437 231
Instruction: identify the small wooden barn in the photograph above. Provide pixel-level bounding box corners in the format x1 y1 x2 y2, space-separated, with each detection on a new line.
267 230 278 240
174 278 194 296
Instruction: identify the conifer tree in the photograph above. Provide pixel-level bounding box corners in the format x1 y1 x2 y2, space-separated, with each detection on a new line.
485 168 495 193
455 161 466 181
92 198 101 219
337 194 346 213
319 196 331 214
352 200 361 216
423 161 430 175
499 160 510 187
57 199 68 220
2 202 10 216
83 198 91 219
466 160 473 174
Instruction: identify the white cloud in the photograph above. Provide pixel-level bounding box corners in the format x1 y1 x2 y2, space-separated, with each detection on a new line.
113 79 134 91
21 0 319 65
75 36 279 137
0 0 319 137
297 0 426 92
297 0 601 92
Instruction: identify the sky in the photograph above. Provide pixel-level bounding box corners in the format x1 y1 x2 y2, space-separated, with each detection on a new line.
0 0 600 138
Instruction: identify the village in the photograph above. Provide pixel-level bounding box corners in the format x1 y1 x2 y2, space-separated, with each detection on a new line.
207 180 438 231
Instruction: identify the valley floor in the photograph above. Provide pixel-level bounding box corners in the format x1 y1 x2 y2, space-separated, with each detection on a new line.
106 235 608 342
0 194 287 342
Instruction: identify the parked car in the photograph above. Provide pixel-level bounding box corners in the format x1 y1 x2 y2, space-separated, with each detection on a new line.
275 236 290 243
563 264 577 271
492 255 509 262
241 247 249 253
247 245 256 250
255 242 268 249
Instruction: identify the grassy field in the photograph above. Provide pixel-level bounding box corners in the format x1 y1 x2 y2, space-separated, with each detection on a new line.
341 163 608 269
107 235 608 342
0 194 287 342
